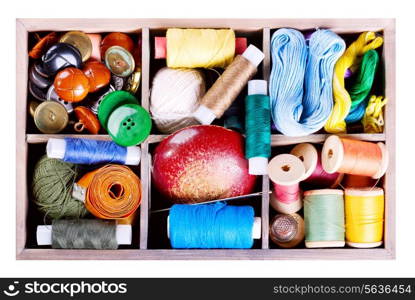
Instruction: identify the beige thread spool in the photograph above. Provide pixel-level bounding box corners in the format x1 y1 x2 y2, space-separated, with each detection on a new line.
269 213 304 248
193 45 264 125
268 154 305 214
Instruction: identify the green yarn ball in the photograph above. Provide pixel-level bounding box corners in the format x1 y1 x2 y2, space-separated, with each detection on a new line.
32 156 88 219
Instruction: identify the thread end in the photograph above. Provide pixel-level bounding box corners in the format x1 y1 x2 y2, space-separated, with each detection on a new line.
125 147 141 166
242 45 265 67
46 138 66 159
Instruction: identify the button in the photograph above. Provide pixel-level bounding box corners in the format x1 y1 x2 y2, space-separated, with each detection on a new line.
98 90 138 129
107 103 151 146
29 100 40 118
34 61 50 78
34 101 68 133
104 46 135 77
29 64 52 89
73 106 101 134
87 33 102 61
29 32 59 59
42 43 82 76
111 74 126 90
60 31 92 62
100 32 134 58
28 81 47 101
84 84 115 114
53 67 90 102
125 67 141 94
82 61 111 92
46 85 74 113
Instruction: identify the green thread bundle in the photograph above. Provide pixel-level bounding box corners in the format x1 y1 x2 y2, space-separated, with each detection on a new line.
345 49 380 123
32 156 88 219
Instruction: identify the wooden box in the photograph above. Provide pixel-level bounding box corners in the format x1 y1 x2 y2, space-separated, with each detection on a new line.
16 18 395 260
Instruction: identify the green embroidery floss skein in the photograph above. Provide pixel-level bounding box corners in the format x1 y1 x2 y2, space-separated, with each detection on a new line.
304 189 345 248
245 80 271 175
345 49 380 123
32 156 88 219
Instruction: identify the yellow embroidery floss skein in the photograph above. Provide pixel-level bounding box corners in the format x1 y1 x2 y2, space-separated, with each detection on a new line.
362 95 388 133
324 32 383 133
345 188 384 248
166 28 235 69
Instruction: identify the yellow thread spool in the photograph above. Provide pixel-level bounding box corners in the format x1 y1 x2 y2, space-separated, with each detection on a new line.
166 28 235 69
345 188 384 248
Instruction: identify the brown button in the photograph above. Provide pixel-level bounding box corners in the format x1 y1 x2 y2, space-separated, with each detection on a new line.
29 32 59 59
29 100 40 118
54 67 90 102
83 61 111 92
60 31 92 62
34 101 68 133
105 46 135 77
100 32 134 58
74 106 101 134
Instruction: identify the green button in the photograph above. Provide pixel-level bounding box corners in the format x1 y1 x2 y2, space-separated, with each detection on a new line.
107 103 152 146
98 90 138 130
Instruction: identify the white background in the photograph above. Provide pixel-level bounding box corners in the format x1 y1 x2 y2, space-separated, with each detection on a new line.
1 0 414 278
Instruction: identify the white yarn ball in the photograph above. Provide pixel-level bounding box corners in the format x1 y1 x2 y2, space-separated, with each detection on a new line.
150 67 206 134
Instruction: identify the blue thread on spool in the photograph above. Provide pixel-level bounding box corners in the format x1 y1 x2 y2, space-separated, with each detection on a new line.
169 202 254 249
269 28 345 136
47 138 141 165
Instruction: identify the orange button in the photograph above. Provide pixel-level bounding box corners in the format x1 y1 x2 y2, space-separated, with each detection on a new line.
83 61 111 92
100 32 134 58
53 67 90 102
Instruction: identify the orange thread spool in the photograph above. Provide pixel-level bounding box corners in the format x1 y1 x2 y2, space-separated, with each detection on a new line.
322 135 388 179
77 165 141 220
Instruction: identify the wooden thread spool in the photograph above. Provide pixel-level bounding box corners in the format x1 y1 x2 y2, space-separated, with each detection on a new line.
291 143 343 188
268 154 305 214
345 188 384 248
269 213 304 248
304 189 345 248
322 135 389 179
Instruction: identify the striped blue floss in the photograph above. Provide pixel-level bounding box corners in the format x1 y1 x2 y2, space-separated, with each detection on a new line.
169 202 254 249
269 28 346 136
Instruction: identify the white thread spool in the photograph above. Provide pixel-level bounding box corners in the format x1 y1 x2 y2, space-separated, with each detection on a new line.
150 67 206 134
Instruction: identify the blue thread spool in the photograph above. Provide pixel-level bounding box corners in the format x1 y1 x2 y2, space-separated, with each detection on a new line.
168 203 261 249
47 138 141 165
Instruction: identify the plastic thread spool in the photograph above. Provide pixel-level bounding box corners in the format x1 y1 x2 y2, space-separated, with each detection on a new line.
193 45 265 125
290 143 343 188
269 213 305 248
34 101 68 134
304 189 345 248
59 31 93 62
345 188 384 248
53 67 90 102
322 135 388 179
268 154 305 214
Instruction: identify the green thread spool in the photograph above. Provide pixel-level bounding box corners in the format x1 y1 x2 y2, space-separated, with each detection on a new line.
245 80 271 175
32 156 88 219
304 189 345 248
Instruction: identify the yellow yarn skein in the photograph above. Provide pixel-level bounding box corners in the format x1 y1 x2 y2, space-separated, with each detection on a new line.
345 188 384 247
324 32 383 133
166 28 235 69
362 95 388 133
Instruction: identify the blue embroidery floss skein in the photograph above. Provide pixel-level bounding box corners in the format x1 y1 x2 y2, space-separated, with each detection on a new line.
168 202 261 249
269 28 345 136
47 137 141 165
245 80 271 175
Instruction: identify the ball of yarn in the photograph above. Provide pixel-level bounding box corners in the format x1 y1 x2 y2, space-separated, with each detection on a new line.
32 156 88 219
150 67 205 134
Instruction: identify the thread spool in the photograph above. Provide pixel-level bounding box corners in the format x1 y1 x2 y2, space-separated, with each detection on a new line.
168 203 260 249
150 67 205 134
268 154 305 214
193 45 264 125
345 188 384 248
342 174 377 188
73 165 141 220
37 219 132 249
322 135 388 179
269 213 304 248
304 189 345 248
245 80 271 175
290 143 343 188
47 138 141 165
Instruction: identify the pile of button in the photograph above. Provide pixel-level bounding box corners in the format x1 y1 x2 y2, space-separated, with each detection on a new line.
28 31 147 146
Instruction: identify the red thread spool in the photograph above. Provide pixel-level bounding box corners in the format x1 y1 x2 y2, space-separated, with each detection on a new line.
342 174 377 188
268 154 305 214
322 135 389 179
291 143 343 189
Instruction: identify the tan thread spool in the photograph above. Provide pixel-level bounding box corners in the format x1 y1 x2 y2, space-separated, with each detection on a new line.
269 213 304 248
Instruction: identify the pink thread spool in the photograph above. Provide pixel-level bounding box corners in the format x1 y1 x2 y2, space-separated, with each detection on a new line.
268 154 305 214
290 143 343 189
